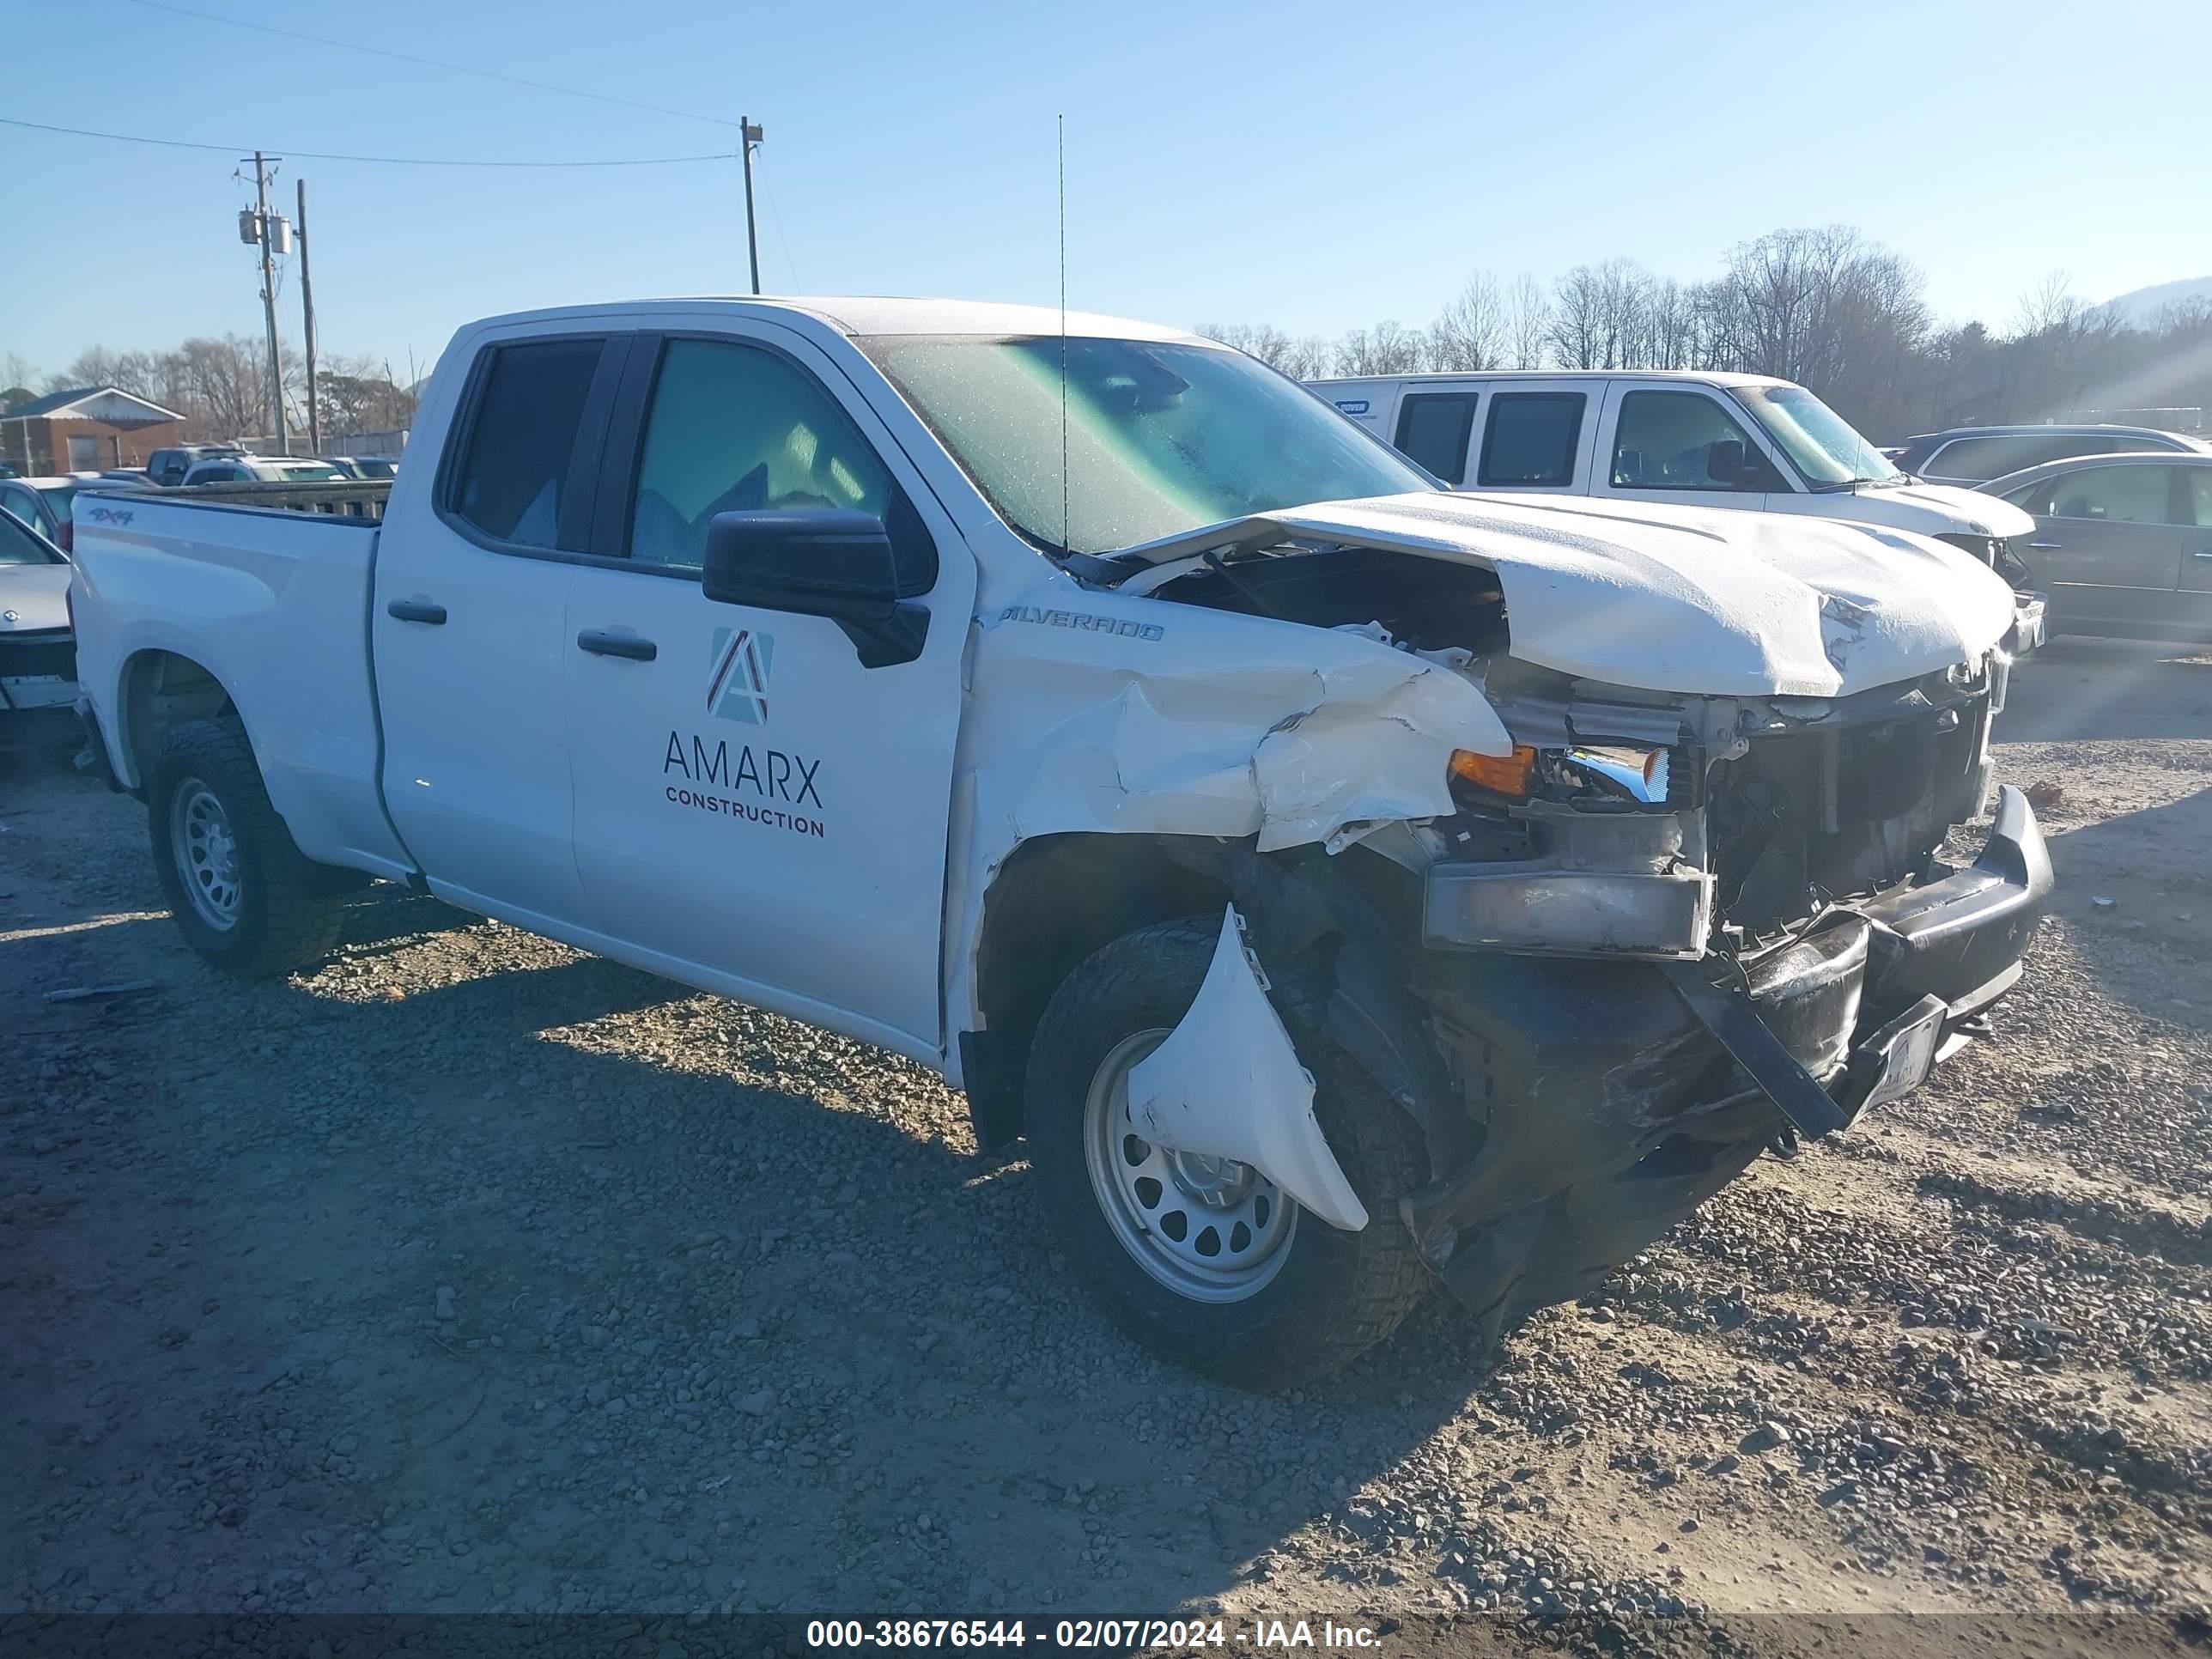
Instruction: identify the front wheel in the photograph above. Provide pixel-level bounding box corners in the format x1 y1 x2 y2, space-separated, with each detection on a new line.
148 718 345 978
1026 916 1432 1387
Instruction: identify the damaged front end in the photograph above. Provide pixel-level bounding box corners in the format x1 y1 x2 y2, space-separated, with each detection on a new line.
1395 653 2050 1334
1102 534 2051 1345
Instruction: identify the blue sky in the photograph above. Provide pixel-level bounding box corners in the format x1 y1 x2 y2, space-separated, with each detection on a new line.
6 0 2210 381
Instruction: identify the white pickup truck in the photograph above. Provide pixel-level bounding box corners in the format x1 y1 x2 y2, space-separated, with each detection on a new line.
1314 369 2048 647
69 298 2051 1385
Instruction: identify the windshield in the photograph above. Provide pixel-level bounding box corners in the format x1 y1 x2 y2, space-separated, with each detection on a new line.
860 335 1432 556
1734 384 1899 487
0 507 60 563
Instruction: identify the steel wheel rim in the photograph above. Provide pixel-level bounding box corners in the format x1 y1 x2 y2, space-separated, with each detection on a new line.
170 781 242 932
1082 1028 1297 1304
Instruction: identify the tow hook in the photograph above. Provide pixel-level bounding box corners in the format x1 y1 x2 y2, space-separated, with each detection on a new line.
1767 1124 1802 1161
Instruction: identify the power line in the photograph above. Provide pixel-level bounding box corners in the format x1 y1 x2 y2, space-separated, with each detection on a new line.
113 0 746 131
2 117 731 169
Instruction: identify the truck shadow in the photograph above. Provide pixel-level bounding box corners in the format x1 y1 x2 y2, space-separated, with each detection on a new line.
131 884 1500 1613
2033 785 2212 1024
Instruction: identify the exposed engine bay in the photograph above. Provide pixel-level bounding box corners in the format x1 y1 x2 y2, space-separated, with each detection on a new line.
1146 540 2007 960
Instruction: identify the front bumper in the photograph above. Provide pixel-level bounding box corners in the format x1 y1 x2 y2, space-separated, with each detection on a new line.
1407 785 2051 1310
1665 783 2050 1137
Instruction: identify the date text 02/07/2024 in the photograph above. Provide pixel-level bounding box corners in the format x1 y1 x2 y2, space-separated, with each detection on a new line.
805 1619 1384 1650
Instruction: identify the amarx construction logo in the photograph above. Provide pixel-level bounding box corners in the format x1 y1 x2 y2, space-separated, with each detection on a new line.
707 627 774 725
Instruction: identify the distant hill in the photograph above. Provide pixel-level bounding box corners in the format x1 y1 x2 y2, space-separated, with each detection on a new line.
2099 275 2212 327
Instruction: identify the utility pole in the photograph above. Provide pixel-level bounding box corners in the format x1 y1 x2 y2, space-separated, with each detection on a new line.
297 178 320 458
739 118 764 295
246 151 289 455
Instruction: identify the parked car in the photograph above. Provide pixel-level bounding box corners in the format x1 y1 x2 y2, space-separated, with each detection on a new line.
1978 451 2212 641
0 505 78 746
68 297 2050 1384
0 477 82 552
327 455 398 480
1312 370 2044 632
1894 424 2209 486
146 444 248 486
179 456 349 486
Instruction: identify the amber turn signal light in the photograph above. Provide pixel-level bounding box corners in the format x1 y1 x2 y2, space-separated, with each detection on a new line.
1448 745 1540 798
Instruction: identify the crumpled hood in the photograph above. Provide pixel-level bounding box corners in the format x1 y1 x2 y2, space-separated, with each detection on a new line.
0 563 71 634
1125 491 2020 698
1773 480 2037 539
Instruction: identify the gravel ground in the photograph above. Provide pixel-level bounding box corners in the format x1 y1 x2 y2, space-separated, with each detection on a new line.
3 637 2211 1655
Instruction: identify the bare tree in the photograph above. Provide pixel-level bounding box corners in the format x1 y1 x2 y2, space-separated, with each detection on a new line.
1505 273 1550 370
1548 265 1607 369
1333 321 1425 377
1427 273 1505 371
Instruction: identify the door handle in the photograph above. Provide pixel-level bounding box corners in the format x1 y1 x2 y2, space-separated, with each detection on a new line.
577 629 657 661
2026 540 2063 550
386 599 447 624
2193 549 2212 560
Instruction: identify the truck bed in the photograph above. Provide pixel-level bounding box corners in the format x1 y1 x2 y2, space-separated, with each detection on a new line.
68 488 413 878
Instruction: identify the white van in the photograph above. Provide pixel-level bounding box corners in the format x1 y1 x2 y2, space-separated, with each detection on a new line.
1311 371 2041 622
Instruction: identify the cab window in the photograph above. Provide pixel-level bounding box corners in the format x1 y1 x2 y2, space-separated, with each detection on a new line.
627 338 893 569
1610 391 1767 491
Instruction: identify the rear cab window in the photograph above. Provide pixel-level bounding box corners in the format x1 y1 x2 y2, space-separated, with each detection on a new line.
1477 392 1585 488
442 336 611 551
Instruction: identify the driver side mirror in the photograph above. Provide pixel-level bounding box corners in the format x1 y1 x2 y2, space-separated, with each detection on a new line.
702 508 929 669
1705 440 1749 484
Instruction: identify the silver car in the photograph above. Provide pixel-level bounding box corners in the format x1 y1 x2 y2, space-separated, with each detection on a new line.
0 506 77 747
1979 452 2212 641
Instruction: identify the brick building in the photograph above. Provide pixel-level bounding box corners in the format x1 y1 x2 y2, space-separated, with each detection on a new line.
0 386 185 474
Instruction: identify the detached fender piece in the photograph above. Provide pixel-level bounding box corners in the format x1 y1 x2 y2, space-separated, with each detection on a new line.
1123 905 1370 1232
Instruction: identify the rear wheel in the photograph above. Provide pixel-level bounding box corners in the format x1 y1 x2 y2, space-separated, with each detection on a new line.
1027 915 1432 1387
148 718 345 978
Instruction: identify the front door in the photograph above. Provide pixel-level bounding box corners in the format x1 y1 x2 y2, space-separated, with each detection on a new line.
374 331 623 929
1591 384 1784 511
2005 461 2185 633
561 325 974 1058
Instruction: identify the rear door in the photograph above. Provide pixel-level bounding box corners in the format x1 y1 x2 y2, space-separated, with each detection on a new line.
558 321 974 1057
1591 382 1785 510
374 329 623 929
1468 383 1595 495
2004 461 2186 632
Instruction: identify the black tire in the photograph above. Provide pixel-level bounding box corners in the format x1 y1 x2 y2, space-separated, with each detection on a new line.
1027 915 1432 1388
148 717 345 978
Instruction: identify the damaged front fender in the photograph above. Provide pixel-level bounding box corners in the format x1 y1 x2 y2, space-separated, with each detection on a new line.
971 589 1512 854
1123 906 1370 1232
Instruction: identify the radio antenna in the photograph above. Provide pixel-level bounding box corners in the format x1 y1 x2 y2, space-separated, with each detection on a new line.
1058 112 1069 556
